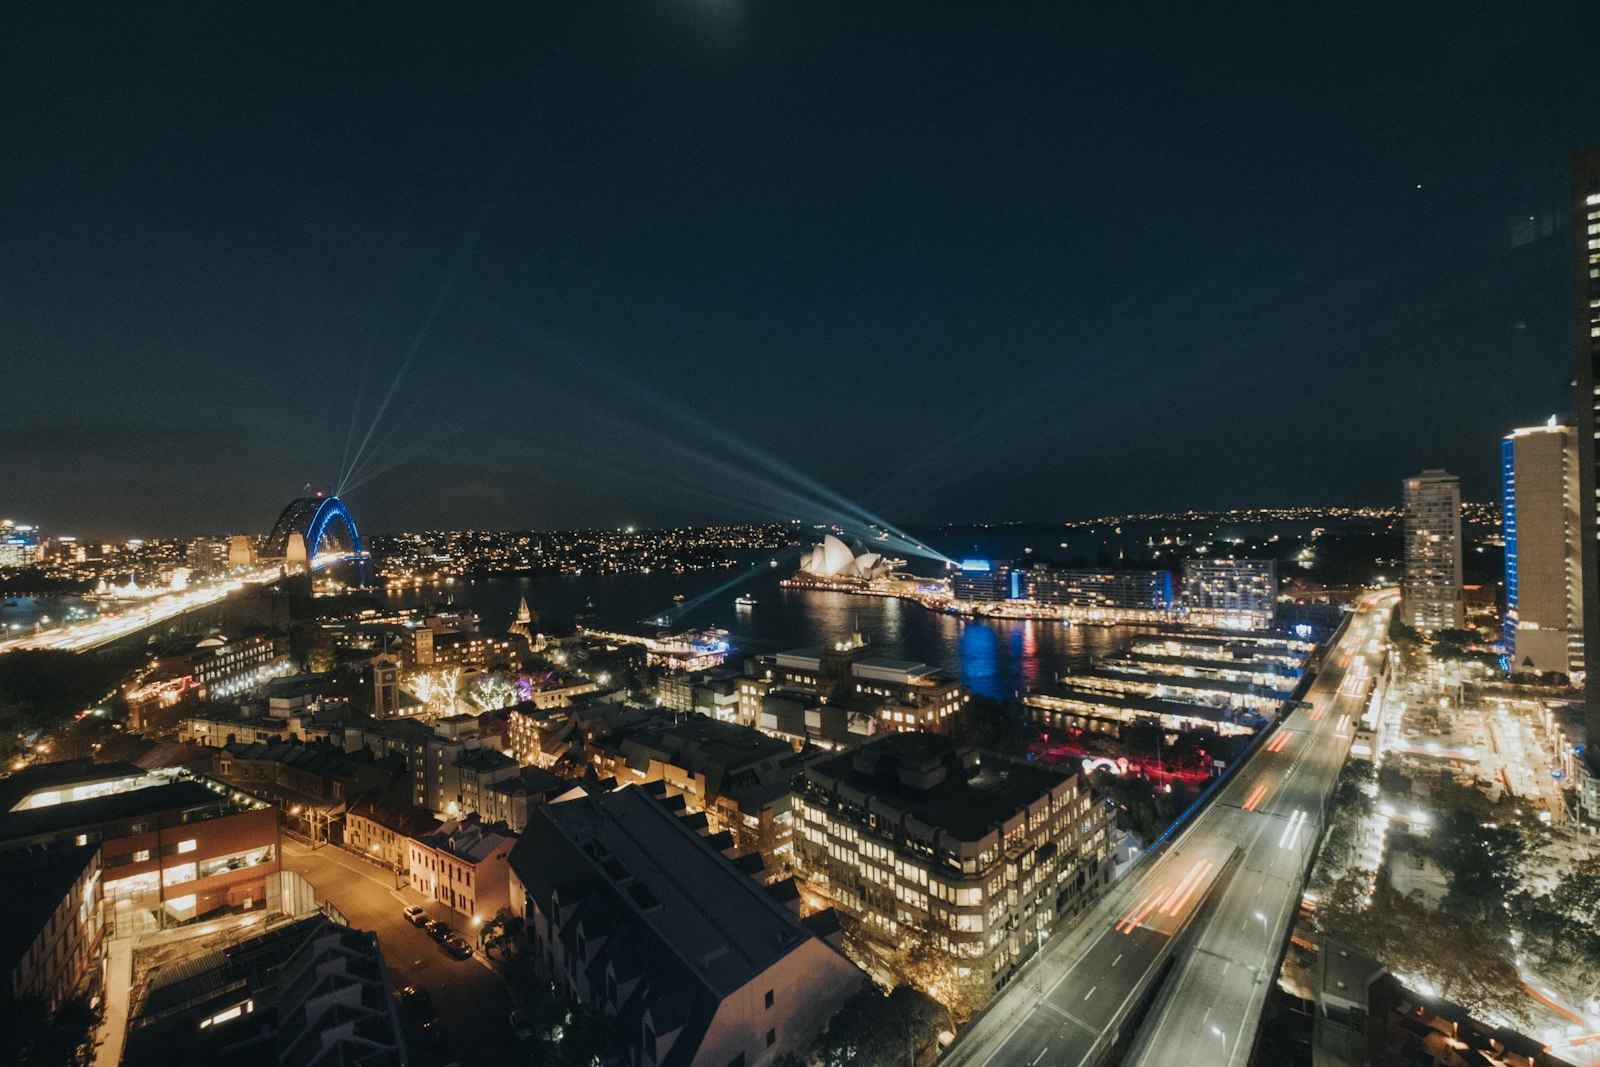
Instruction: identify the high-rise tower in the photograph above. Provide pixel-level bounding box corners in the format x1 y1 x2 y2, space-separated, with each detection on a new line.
1572 146 1600 754
1503 422 1583 675
1402 470 1463 632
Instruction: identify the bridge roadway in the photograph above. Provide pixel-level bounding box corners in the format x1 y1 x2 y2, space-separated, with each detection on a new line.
0 554 365 653
943 590 1396 1067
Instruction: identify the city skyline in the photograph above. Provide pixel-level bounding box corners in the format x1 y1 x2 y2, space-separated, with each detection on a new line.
4 3 1598 538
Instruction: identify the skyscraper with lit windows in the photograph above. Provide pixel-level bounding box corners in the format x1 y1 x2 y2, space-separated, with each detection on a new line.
1572 146 1600 753
1502 422 1582 675
1401 470 1463 632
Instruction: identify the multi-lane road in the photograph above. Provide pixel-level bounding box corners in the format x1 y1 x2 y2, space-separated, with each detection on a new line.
945 590 1397 1067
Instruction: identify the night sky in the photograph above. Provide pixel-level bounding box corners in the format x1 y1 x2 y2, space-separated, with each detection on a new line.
4 2 1599 538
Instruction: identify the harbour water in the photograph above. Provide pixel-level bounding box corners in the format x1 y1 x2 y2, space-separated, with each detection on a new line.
384 567 1140 700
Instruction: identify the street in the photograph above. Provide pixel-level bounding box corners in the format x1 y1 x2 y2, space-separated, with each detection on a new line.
280 839 521 1067
943 592 1396 1067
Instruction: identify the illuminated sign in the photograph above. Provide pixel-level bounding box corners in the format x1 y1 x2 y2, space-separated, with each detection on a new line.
958 559 992 573
1080 756 1131 776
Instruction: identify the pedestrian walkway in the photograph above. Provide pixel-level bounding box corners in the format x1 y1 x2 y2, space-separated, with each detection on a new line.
92 938 132 1067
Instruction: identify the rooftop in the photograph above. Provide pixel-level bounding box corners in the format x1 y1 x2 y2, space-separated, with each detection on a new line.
0 773 265 847
807 733 1071 842
413 815 516 863
512 785 813 999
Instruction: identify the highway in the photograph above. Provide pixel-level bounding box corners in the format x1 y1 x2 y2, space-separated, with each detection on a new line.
944 590 1397 1067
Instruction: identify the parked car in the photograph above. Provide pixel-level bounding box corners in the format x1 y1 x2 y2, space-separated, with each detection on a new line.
443 935 473 960
425 920 451 942
402 905 427 927
400 986 433 1021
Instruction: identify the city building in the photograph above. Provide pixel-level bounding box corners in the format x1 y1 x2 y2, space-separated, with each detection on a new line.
405 626 524 671
1060 664 1287 716
212 740 396 842
343 798 440 871
588 715 803 860
0 519 40 567
950 560 1024 602
793 733 1114 1004
344 714 520 817
1025 685 1263 739
480 766 592 833
120 914 407 1067
127 633 289 730
1024 567 1173 611
0 761 279 929
0 844 103 1015
406 814 516 924
509 785 866 1067
1182 558 1278 625
1503 423 1584 674
184 537 231 576
505 701 649 770
656 666 742 718
1401 469 1465 632
741 634 968 746
1571 146 1600 757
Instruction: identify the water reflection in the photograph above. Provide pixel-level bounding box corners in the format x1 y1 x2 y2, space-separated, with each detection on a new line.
385 574 1137 702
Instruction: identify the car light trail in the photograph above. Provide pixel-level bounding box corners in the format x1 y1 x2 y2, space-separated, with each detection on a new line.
1278 810 1307 849
1240 784 1268 811
1264 733 1290 754
1161 859 1215 917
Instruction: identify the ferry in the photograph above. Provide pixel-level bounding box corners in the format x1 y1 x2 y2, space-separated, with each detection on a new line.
672 594 686 602
734 595 758 607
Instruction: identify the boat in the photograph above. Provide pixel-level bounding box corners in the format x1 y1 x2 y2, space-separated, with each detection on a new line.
734 595 757 607
672 594 686 602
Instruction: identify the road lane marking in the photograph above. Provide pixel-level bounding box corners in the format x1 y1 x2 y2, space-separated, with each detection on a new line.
1112 953 1122 967
1084 985 1097 1001
1030 1049 1049 1066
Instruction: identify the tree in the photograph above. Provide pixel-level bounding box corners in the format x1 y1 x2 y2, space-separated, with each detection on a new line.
0 994 96 1067
1551 855 1600 919
1318 877 1530 1028
516 983 628 1067
947 695 1026 753
817 986 950 1067
1434 810 1527 934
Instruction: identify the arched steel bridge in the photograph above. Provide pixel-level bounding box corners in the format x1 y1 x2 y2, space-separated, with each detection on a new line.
265 494 372 583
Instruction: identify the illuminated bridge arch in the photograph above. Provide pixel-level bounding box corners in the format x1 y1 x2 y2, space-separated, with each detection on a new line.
266 494 370 582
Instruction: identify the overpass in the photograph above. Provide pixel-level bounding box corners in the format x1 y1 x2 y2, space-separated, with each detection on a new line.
942 590 1396 1067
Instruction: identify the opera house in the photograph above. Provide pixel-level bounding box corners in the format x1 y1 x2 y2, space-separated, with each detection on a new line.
796 534 892 582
